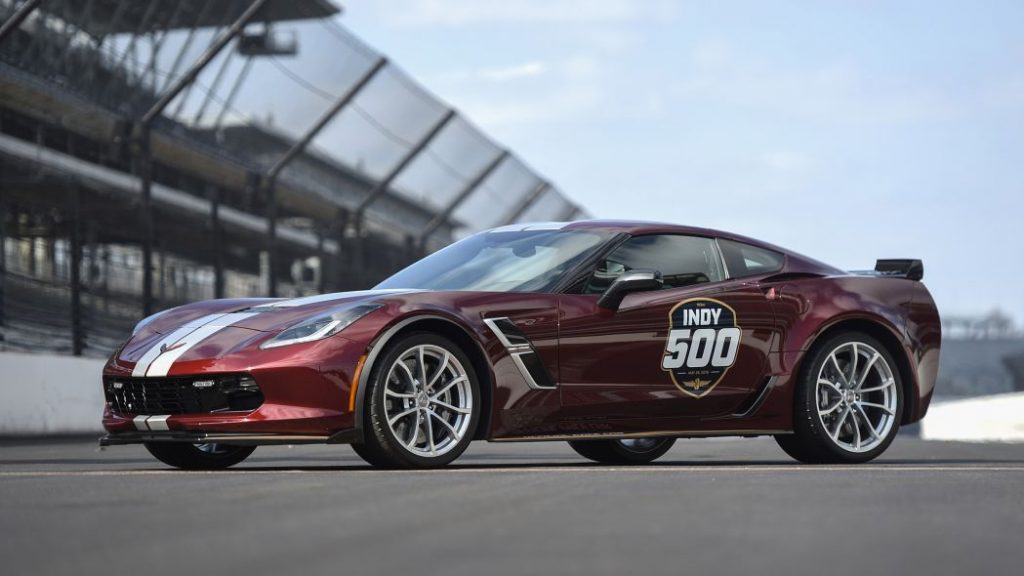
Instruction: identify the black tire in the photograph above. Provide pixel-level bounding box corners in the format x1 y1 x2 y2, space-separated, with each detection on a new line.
569 438 676 464
144 443 256 470
354 332 481 469
349 441 393 467
776 331 904 464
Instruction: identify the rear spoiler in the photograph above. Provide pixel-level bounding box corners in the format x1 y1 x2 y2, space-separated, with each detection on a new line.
852 259 924 281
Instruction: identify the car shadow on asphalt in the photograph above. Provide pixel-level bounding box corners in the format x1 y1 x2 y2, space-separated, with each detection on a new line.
98 457 1024 472
4 458 1023 472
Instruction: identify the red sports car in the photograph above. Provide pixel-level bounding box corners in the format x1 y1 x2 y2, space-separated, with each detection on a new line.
101 221 941 469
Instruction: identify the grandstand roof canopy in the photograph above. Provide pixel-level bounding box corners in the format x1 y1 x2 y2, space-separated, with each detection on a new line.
41 0 341 37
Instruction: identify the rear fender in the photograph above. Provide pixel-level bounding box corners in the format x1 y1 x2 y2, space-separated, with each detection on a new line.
772 277 924 424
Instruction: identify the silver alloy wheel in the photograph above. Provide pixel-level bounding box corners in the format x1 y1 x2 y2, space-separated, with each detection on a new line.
815 341 898 453
383 344 473 458
619 438 663 452
195 443 229 455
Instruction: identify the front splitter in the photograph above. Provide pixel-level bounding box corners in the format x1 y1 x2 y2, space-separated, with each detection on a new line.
100 428 360 446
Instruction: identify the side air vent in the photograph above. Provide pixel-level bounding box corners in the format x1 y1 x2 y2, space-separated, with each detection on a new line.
483 317 557 390
732 376 775 417
515 351 557 389
487 318 531 347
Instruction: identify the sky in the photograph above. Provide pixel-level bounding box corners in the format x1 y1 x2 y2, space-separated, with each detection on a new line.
300 0 1023 323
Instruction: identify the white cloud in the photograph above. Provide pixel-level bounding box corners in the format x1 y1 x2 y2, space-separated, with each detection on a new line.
760 151 811 174
979 74 1024 112
455 83 602 127
562 55 600 79
426 55 608 129
673 45 956 127
478 61 548 82
689 38 732 69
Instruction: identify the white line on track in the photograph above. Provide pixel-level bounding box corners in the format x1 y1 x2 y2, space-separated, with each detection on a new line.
2 465 1024 477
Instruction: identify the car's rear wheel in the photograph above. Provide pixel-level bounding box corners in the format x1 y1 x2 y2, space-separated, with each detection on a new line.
569 437 676 464
144 442 256 470
353 333 480 468
775 332 903 464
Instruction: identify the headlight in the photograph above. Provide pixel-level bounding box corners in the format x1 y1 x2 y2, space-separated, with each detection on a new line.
260 303 382 349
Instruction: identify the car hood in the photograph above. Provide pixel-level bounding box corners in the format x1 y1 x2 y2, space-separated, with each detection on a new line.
143 290 422 336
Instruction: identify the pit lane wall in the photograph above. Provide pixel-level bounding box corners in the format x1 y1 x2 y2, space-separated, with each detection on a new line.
921 393 1024 443
1 350 1024 439
0 352 105 434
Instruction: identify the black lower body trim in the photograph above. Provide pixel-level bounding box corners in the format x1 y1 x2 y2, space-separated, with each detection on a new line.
327 428 362 444
99 431 333 447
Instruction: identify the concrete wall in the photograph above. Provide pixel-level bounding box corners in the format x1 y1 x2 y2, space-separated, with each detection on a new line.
2 346 1024 440
936 338 1024 396
921 393 1024 443
0 351 105 434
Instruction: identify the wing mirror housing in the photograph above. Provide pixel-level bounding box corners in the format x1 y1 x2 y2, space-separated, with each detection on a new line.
597 269 664 311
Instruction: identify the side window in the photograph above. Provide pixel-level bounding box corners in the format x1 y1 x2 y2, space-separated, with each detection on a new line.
718 238 784 278
584 235 725 294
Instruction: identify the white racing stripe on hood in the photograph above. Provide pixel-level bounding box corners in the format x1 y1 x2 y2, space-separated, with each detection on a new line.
202 311 265 328
130 313 226 377
130 312 259 378
129 291 415 378
256 289 417 309
142 312 259 377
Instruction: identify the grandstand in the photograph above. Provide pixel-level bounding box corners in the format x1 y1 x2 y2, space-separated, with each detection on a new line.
0 0 589 358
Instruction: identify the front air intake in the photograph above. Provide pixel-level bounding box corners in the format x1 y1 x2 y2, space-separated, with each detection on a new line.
104 375 263 415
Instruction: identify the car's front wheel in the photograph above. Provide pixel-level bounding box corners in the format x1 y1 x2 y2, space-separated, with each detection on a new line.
569 438 676 464
353 333 480 468
144 443 256 470
775 332 903 464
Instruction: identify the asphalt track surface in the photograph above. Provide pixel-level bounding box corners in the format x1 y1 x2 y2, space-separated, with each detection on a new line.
1 437 1022 576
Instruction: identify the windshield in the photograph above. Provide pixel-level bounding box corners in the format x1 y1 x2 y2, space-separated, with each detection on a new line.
375 229 612 292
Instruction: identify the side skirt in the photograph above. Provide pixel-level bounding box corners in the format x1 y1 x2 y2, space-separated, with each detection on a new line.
99 432 332 447
491 429 790 443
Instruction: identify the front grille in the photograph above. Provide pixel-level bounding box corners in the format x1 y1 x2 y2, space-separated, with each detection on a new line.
104 375 263 416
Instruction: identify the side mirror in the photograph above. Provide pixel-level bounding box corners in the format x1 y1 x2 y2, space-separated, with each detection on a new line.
597 269 664 311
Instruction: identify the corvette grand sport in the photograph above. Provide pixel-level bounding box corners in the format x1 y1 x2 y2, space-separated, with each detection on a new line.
100 221 941 469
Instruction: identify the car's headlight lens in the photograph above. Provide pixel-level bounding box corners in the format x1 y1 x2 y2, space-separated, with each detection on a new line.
260 303 382 349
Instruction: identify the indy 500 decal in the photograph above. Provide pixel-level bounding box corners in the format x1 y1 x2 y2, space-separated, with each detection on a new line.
661 298 742 398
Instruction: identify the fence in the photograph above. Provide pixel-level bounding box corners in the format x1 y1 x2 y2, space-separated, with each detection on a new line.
0 0 590 358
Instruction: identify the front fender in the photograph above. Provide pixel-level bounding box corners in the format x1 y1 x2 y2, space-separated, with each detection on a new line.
348 311 492 443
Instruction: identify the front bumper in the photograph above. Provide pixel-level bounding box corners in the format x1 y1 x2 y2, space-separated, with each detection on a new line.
99 428 360 447
102 334 368 439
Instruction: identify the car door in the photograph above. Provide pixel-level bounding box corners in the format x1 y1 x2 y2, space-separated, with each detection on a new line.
558 234 778 420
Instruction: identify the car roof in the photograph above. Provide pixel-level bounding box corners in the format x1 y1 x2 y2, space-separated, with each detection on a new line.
563 219 732 237
498 219 770 248
492 220 843 275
